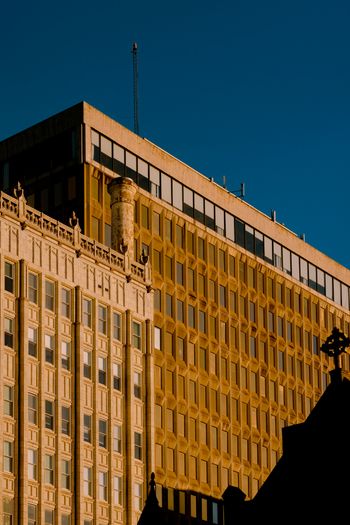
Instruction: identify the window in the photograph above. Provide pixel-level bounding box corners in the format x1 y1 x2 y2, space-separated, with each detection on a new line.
134 371 142 399
250 336 257 358
113 363 121 390
82 298 92 327
4 385 14 416
83 414 92 443
4 262 14 293
28 393 38 425
98 471 108 501
62 406 70 435
45 510 54 525
61 515 71 525
61 341 70 370
199 310 206 333
98 357 107 385
28 273 38 304
177 336 185 360
28 504 37 525
45 280 55 311
83 467 92 496
4 317 14 348
3 441 13 472
44 454 54 485
113 312 121 340
28 449 37 480
132 321 141 349
166 293 172 316
61 288 71 318
177 299 184 322
176 262 184 285
219 285 226 307
113 425 122 453
176 224 184 247
189 380 197 404
188 305 195 328
61 459 70 490
154 289 161 311
134 432 142 460
134 483 143 512
83 351 91 379
113 475 123 506
154 326 161 350
98 305 107 334
99 420 107 448
45 400 54 430
28 327 37 357
153 211 160 235
45 334 55 364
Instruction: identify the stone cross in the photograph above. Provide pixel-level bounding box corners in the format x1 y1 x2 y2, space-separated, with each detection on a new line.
321 327 350 370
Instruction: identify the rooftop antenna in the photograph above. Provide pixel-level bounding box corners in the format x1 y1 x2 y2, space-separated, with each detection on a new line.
232 182 245 199
132 42 139 135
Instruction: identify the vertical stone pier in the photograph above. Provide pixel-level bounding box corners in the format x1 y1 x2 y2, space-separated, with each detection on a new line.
108 177 137 260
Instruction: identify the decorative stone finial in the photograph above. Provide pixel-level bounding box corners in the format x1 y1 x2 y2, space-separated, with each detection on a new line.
69 211 80 228
14 181 24 199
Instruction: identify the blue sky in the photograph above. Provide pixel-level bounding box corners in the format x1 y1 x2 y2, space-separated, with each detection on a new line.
1 0 349 268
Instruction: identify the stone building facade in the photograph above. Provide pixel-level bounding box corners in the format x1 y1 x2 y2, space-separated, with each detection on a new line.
0 189 152 525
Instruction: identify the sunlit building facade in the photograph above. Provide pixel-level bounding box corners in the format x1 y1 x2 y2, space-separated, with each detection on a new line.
1 102 350 524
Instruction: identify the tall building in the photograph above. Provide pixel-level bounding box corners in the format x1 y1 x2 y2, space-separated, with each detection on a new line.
0 187 153 525
1 102 350 524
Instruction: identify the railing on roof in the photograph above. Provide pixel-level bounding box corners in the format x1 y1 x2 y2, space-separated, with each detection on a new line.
0 189 149 284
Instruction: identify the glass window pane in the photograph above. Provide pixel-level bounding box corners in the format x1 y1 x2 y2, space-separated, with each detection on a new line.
173 180 183 210
317 268 325 294
334 279 341 304
245 225 254 253
255 231 264 258
226 213 234 241
300 259 308 284
100 136 112 156
194 193 204 212
184 187 193 206
215 207 224 232
291 253 300 280
308 264 317 290
113 144 124 162
264 237 273 263
325 274 333 299
161 173 172 203
150 166 160 184
235 219 245 247
138 159 148 177
205 200 214 219
125 151 136 169
342 284 349 309
91 130 99 146
282 248 291 274
273 242 282 268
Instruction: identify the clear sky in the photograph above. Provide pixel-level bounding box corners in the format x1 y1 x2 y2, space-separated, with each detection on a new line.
1 0 349 268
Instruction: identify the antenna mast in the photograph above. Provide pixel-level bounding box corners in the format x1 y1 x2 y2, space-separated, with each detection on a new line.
132 42 139 135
